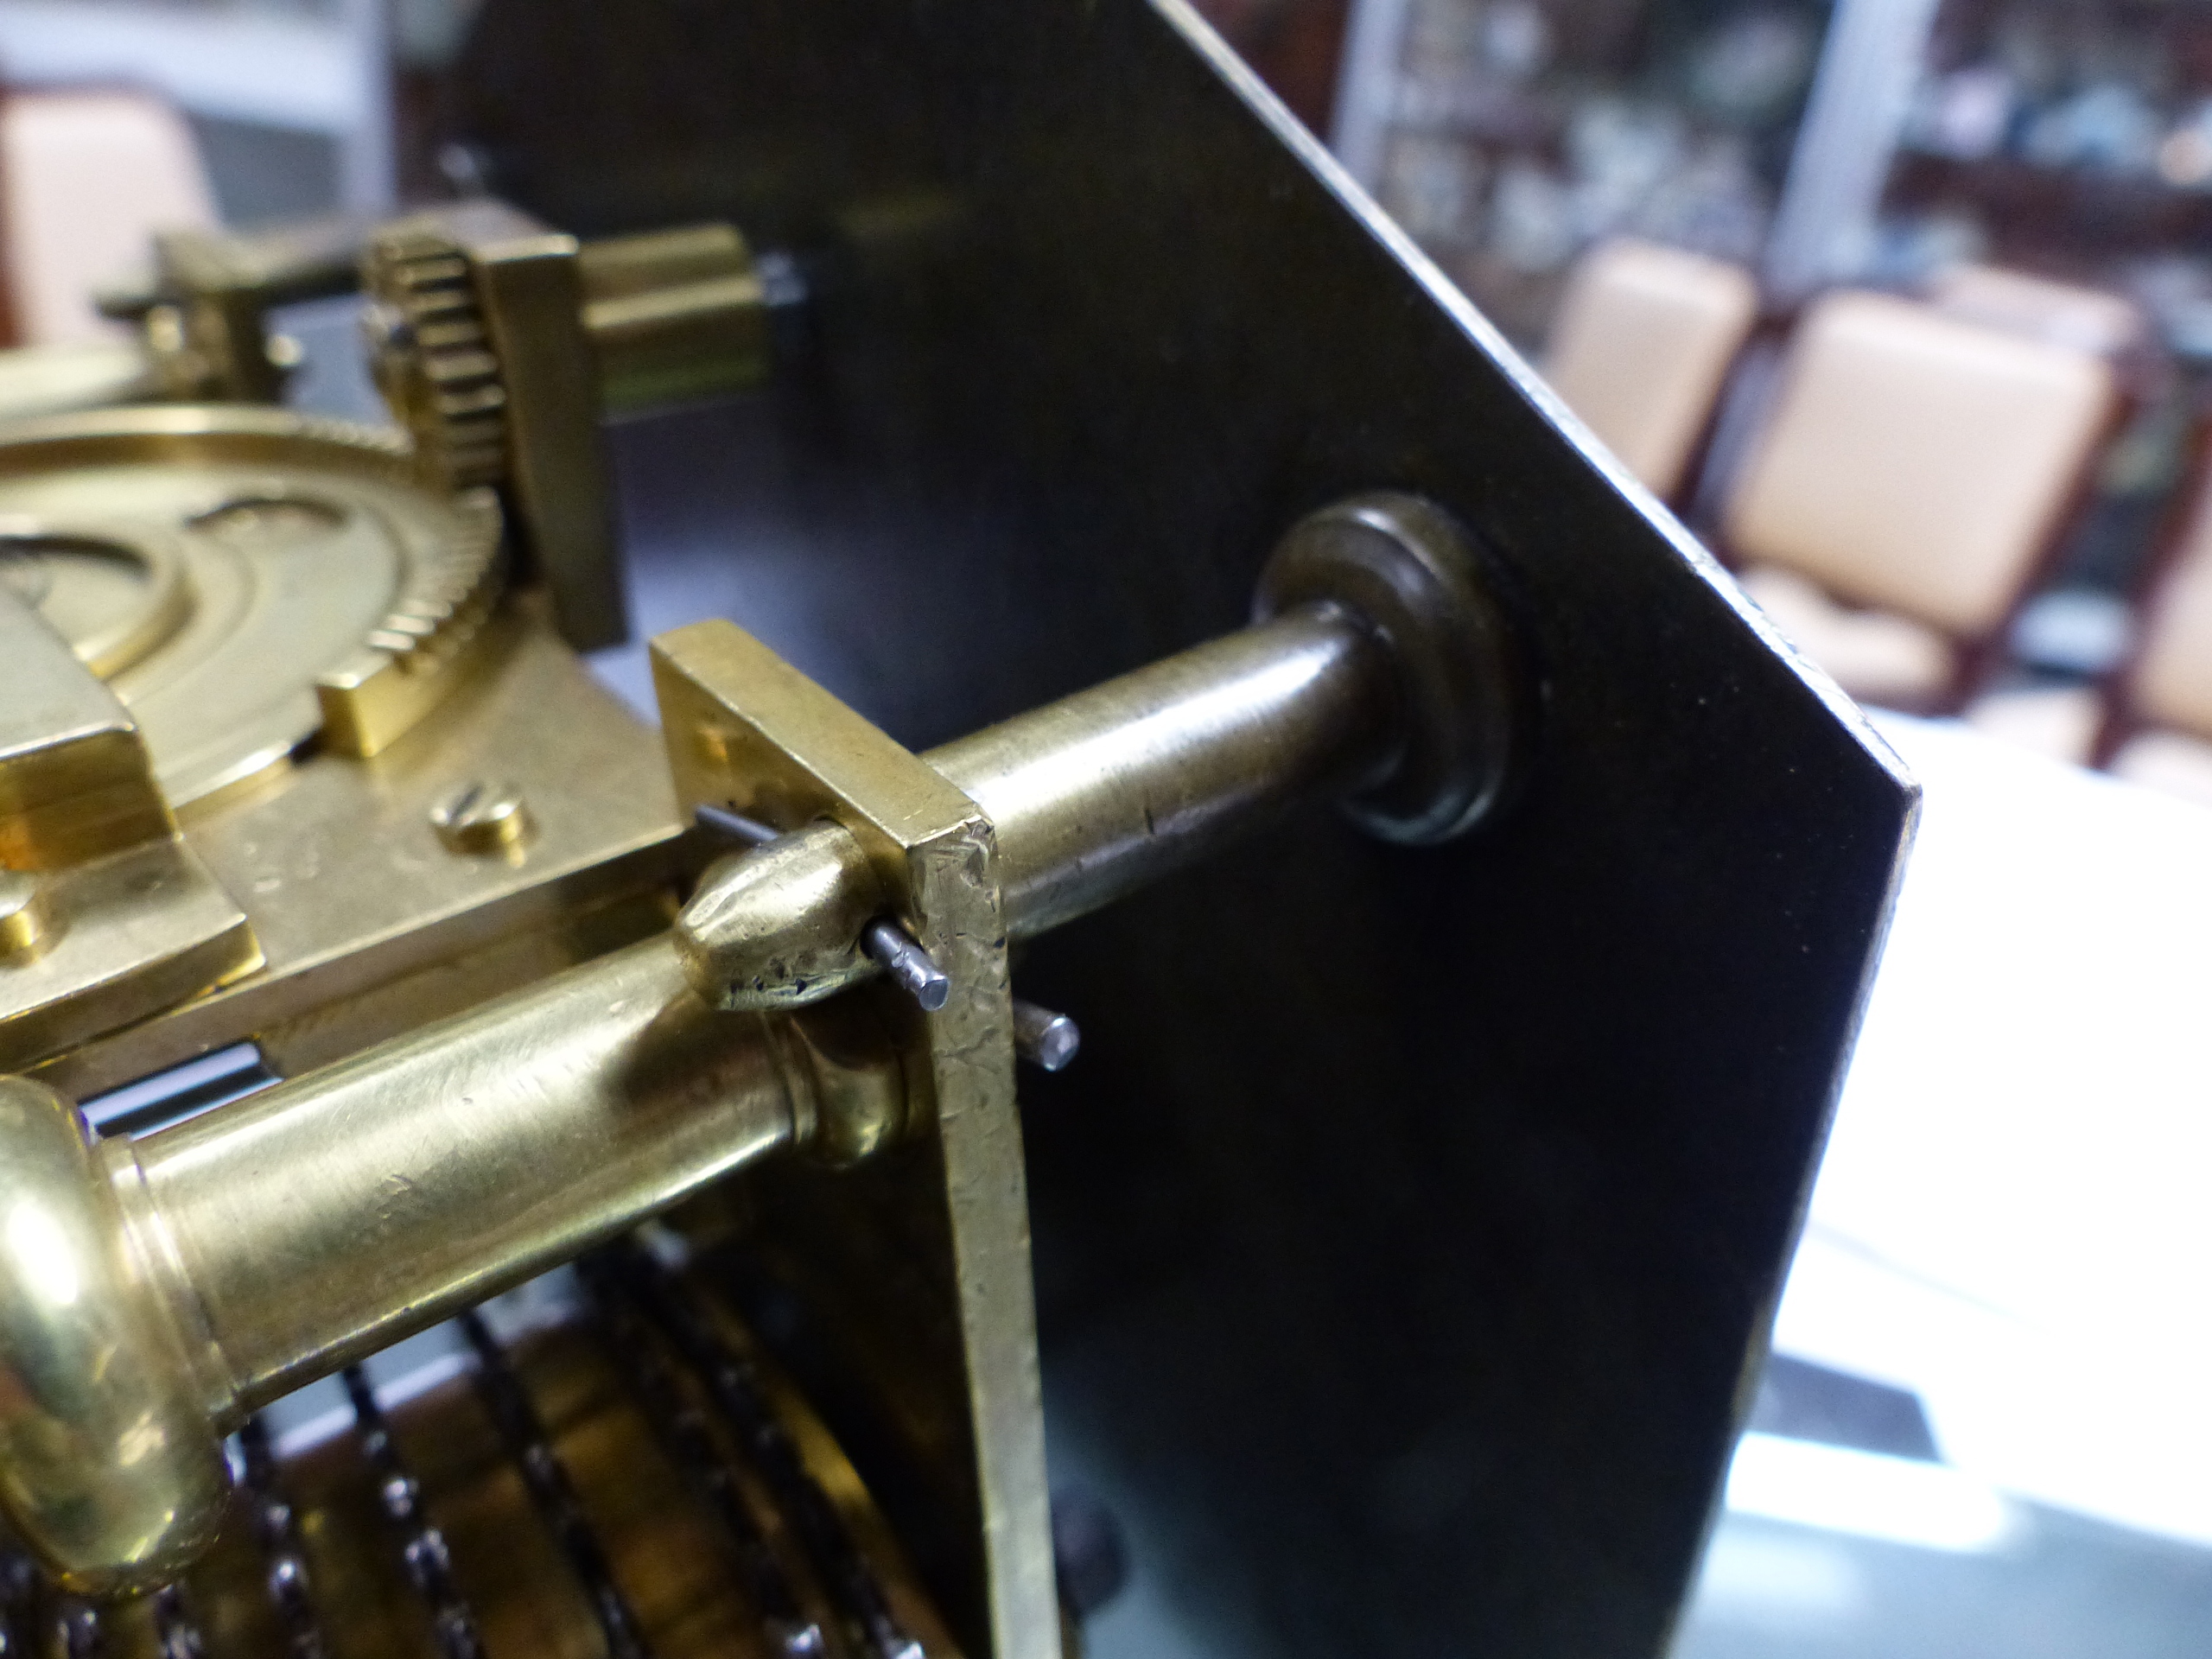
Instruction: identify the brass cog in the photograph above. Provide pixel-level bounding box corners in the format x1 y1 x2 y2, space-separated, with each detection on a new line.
363 221 510 492
0 405 506 805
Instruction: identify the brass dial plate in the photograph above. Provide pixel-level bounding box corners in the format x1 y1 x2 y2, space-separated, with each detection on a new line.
0 406 502 806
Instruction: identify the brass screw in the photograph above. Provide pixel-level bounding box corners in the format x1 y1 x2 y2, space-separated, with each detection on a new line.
429 781 532 855
0 869 48 958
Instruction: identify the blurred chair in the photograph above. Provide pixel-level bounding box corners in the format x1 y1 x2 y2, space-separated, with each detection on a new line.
1725 289 2120 712
2079 467 2212 805
1541 238 1759 505
0 86 216 346
1925 264 2148 359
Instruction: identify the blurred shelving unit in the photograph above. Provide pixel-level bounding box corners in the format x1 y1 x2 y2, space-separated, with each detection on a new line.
1332 0 2212 357
1331 0 1900 343
1884 0 2212 359
0 0 396 213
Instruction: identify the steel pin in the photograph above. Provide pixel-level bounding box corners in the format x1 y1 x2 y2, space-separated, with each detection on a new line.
694 804 779 847
862 920 950 1012
1013 1000 1080 1071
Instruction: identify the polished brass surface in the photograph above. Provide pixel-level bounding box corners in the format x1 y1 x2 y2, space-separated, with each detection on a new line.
660 493 1510 1014
936 604 1397 938
133 938 820 1405
652 618 1056 1659
0 454 1514 1650
35 616 684 1101
681 825 887 1010
0 1077 232 1596
365 221 517 493
672 606 1390 1008
0 836 260 1069
0 870 47 957
0 936 906 1590
0 407 505 803
1 584 175 866
0 526 1489 1606
0 588 258 1067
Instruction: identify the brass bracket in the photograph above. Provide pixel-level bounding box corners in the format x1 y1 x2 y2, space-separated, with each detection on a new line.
0 588 260 1070
652 620 1058 1659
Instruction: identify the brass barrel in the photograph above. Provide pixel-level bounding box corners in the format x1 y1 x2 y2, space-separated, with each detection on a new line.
935 607 1395 938
134 944 797 1405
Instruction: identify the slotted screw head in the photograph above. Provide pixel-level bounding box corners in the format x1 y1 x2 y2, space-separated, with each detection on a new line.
429 781 532 855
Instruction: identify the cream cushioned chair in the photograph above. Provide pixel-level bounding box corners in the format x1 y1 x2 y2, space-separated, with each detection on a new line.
1725 289 2118 711
1926 264 2146 359
0 88 216 346
1541 238 1758 504
2107 485 2212 803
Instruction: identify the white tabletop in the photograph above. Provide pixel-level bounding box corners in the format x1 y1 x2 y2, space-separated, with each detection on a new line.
1775 710 2212 1543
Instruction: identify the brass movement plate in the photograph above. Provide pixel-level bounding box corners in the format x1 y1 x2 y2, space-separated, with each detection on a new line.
0 406 502 806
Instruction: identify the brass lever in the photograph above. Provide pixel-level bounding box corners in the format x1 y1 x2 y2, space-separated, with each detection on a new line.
0 492 1518 1599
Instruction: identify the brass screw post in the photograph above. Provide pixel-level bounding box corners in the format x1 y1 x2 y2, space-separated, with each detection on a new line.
0 869 48 958
429 781 532 855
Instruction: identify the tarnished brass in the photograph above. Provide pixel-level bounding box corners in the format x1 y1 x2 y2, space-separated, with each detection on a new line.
366 211 769 652
577 223 770 415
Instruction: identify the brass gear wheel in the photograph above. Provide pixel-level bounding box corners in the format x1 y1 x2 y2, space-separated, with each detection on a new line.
0 405 505 804
364 222 509 492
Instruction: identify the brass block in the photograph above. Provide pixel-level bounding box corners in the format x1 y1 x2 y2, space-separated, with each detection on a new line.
38 618 683 1097
0 585 259 1068
0 840 260 1071
467 235 627 652
652 620 1058 1659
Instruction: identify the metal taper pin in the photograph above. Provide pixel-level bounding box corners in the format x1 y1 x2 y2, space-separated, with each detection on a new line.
861 920 950 1011
1012 1001 1080 1071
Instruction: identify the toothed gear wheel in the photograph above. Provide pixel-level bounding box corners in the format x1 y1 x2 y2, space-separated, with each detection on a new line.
364 224 509 492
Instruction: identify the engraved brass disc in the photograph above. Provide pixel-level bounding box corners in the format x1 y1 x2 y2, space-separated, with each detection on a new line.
0 406 503 806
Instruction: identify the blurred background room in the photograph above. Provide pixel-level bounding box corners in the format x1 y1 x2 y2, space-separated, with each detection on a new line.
1 1 2209 1656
